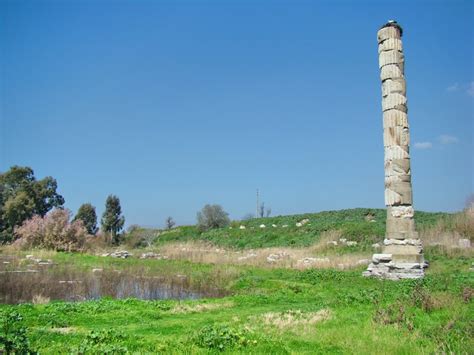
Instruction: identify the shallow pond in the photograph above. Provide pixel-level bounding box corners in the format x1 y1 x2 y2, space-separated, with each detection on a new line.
0 255 227 304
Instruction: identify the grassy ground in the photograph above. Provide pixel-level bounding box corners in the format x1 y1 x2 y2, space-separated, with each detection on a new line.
0 249 473 354
1 208 472 354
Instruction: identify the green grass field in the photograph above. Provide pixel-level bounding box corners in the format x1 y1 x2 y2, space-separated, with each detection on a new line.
1 209 472 354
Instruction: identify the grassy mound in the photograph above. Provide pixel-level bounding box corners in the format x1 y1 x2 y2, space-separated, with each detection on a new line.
150 208 448 249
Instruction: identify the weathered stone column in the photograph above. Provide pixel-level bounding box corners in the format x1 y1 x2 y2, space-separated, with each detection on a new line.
364 21 427 280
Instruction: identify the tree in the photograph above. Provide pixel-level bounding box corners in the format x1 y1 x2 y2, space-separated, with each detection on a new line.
265 207 272 218
165 216 175 230
74 203 98 235
241 213 255 221
101 195 125 244
259 202 265 218
14 208 87 252
0 166 64 243
196 204 230 231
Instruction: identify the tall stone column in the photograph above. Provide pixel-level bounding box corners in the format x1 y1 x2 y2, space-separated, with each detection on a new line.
364 21 427 280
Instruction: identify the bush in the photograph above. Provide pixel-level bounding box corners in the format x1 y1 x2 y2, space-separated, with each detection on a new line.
0 311 36 354
196 204 230 231
14 208 88 251
76 329 128 354
194 324 252 351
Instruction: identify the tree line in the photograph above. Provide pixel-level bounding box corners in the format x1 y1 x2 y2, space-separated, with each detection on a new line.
1 165 272 250
0 166 125 246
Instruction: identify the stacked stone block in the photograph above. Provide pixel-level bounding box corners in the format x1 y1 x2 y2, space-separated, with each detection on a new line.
364 21 427 280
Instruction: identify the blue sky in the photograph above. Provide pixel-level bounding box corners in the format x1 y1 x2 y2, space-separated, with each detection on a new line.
1 0 472 227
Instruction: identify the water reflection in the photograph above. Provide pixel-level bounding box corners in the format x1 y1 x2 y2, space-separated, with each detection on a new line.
0 255 225 304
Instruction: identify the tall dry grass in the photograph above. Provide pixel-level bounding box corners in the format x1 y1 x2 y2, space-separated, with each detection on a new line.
153 230 370 270
420 211 473 257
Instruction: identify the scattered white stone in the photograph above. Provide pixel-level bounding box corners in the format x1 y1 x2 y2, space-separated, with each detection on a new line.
295 219 310 227
372 243 381 249
26 255 34 260
237 253 257 261
103 251 132 258
282 225 288 228
339 238 347 243
272 224 277 228
239 225 246 230
259 224 266 228
266 252 290 263
92 268 103 273
346 241 358 247
37 261 53 265
326 241 338 246
140 252 165 259
298 257 330 265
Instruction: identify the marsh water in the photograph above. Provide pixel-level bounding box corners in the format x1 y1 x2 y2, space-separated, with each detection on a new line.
0 255 226 304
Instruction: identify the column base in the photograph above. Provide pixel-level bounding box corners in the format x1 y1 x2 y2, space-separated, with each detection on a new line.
363 250 428 280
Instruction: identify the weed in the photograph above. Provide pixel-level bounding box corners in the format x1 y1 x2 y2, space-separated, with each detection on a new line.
0 310 36 354
38 312 69 328
461 287 473 303
373 300 414 330
194 324 255 351
410 285 435 312
75 329 128 354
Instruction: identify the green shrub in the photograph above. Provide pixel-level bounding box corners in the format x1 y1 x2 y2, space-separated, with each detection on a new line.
0 310 36 354
194 324 253 351
75 329 128 354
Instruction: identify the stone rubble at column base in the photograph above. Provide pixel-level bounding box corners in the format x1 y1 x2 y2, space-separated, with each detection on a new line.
363 252 428 280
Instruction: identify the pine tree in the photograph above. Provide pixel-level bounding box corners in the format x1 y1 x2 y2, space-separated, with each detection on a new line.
74 203 98 235
101 195 125 244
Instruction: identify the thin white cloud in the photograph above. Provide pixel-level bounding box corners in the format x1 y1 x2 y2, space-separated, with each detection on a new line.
446 83 459 92
467 81 474 97
439 135 459 144
414 142 433 149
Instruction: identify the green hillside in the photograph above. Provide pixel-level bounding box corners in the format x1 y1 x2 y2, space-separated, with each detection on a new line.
143 208 450 249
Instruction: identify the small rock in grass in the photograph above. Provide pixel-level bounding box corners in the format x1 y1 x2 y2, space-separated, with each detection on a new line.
266 251 290 263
